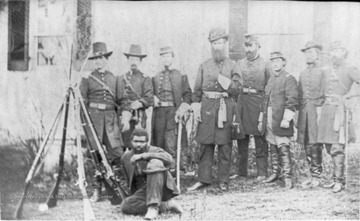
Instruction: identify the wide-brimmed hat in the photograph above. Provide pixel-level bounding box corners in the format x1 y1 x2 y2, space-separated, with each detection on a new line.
244 33 260 47
330 40 347 51
208 27 229 42
124 44 147 58
269 51 286 61
88 42 113 60
301 41 323 52
143 159 168 174
159 46 174 55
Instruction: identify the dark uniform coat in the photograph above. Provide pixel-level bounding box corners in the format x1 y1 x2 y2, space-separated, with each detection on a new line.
193 58 243 144
264 70 299 136
236 56 272 135
80 70 130 149
118 70 154 147
317 62 360 144
151 69 192 147
121 145 179 195
297 63 325 144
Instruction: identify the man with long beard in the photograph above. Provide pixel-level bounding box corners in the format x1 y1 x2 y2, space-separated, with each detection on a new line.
297 41 326 188
235 34 271 181
187 27 243 191
317 41 360 193
119 44 154 150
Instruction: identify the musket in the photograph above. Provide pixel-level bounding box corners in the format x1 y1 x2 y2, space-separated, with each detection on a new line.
75 103 96 220
176 120 182 193
76 87 129 202
45 44 74 208
14 102 65 219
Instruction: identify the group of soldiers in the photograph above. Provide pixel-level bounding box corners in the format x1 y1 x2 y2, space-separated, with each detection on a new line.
79 27 360 220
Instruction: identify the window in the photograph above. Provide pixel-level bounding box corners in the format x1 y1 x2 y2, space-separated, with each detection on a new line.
8 0 29 71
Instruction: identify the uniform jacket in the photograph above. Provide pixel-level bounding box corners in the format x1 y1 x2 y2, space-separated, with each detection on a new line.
121 145 179 195
80 70 130 148
317 62 360 144
152 69 192 107
263 70 299 137
297 62 325 144
192 58 243 144
151 69 192 146
236 56 272 135
118 70 154 127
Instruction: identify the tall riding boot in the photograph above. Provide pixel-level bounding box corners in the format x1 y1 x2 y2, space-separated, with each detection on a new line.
311 144 323 178
332 154 345 193
280 145 293 189
263 144 280 183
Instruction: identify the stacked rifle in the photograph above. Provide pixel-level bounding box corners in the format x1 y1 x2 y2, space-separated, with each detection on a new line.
14 47 129 219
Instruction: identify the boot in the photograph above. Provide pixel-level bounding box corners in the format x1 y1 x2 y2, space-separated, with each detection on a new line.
263 144 280 183
144 206 159 220
332 154 345 193
311 144 323 178
159 199 183 214
279 145 292 185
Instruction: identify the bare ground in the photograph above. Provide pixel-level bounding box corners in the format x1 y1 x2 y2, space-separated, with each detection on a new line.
1 144 359 220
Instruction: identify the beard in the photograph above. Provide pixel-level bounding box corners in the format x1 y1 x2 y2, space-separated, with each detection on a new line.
212 48 226 62
130 64 138 71
246 51 257 60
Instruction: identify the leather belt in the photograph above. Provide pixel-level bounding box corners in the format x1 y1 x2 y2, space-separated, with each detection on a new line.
324 96 341 105
203 91 229 99
158 101 175 107
89 102 115 110
243 87 263 94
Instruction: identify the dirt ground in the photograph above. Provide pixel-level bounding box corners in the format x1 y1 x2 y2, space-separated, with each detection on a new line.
1 144 359 220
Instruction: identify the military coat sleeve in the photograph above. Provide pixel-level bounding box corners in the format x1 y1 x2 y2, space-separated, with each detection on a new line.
141 146 174 167
284 75 299 112
139 75 154 108
181 74 192 104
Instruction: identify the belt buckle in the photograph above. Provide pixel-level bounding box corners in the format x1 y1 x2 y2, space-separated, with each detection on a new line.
249 89 256 93
243 88 249 93
98 103 106 110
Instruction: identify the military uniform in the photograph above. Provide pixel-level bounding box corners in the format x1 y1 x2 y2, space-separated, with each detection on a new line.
317 59 360 186
236 55 271 177
151 68 192 160
80 70 130 160
119 70 154 148
192 57 242 185
260 52 298 189
297 42 326 181
119 145 180 215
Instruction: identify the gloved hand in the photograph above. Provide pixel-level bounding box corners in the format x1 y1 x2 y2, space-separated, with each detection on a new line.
191 102 202 122
257 122 263 133
130 100 143 110
175 102 190 123
121 111 132 132
154 96 160 107
280 119 290 128
217 74 231 90
316 106 322 124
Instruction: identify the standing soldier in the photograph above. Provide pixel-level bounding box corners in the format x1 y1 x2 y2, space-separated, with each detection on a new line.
151 46 192 173
236 34 271 180
119 44 154 149
318 41 360 193
260 51 298 189
80 42 132 202
187 27 243 191
297 41 326 188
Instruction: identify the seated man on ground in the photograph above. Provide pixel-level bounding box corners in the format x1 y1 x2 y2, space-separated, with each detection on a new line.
119 128 183 220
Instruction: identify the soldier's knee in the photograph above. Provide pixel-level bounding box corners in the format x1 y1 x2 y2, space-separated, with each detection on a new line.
144 159 167 174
